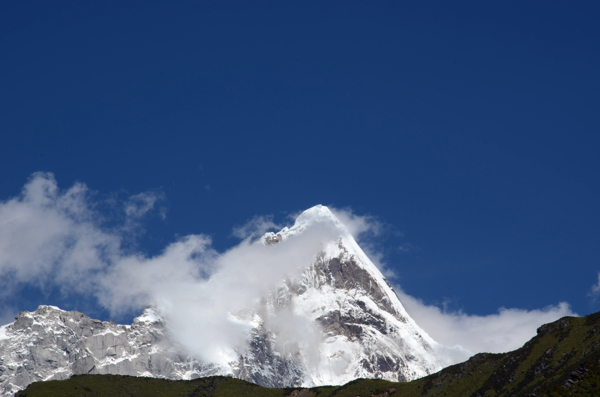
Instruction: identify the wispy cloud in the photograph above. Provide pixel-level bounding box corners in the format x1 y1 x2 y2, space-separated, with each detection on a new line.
328 207 397 278
588 272 600 301
232 215 280 240
124 191 166 220
328 207 383 239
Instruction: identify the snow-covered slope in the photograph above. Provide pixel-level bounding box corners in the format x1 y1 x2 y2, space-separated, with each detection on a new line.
0 205 455 395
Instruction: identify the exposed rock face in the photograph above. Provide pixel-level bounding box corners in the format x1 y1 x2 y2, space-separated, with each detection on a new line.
0 205 458 396
0 306 195 396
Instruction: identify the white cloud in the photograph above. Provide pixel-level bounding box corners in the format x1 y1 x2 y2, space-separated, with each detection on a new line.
396 288 576 354
0 173 119 295
0 172 170 302
94 234 215 316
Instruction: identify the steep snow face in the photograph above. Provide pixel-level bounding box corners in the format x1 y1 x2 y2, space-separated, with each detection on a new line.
0 205 452 395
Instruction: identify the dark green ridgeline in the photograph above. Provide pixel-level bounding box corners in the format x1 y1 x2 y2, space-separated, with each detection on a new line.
17 311 600 397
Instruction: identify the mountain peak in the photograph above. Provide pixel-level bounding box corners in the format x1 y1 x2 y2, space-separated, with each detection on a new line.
295 204 338 225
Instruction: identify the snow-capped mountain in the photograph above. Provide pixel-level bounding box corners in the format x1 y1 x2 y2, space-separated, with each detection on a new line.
0 205 456 396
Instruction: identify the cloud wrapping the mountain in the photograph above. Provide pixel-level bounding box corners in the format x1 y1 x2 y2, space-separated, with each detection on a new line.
0 174 335 363
0 173 577 363
159 225 337 364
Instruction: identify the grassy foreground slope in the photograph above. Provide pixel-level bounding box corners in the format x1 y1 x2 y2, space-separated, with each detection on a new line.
16 312 600 397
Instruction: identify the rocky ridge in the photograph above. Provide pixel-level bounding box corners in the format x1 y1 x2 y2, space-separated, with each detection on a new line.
0 305 207 396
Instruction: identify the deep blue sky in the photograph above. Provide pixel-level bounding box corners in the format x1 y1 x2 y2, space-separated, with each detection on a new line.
1 1 599 322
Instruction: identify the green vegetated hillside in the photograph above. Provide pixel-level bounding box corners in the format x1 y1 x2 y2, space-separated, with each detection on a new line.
16 312 600 397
